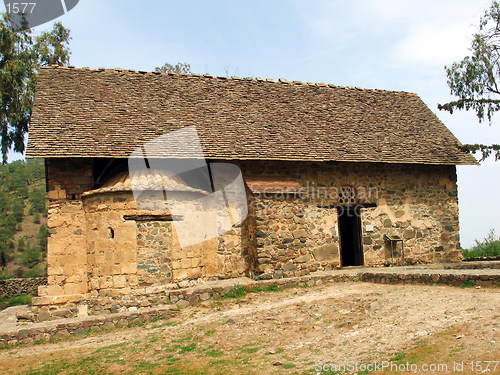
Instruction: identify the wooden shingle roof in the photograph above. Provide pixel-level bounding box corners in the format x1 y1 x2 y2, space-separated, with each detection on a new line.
27 66 477 165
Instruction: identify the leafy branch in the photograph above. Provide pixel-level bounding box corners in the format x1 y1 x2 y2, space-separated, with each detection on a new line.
438 1 500 161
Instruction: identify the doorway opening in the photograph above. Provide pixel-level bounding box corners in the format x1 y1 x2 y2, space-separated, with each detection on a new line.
337 206 364 266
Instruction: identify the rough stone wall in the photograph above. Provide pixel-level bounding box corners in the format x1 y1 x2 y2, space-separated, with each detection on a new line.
37 158 461 313
0 277 47 299
136 222 174 286
216 226 248 278
236 160 461 278
251 197 340 278
46 159 93 200
35 201 89 305
83 193 138 299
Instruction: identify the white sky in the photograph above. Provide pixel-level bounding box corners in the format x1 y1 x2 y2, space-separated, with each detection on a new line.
9 0 500 248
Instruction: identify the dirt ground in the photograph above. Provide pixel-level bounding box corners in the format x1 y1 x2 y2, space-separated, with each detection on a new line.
0 281 499 374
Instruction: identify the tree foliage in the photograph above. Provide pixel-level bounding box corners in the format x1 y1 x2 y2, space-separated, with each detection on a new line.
0 13 71 164
462 229 500 257
0 159 47 277
438 1 500 160
155 62 191 74
0 249 6 268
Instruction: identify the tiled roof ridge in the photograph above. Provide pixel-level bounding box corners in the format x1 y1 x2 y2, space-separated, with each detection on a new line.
41 65 418 96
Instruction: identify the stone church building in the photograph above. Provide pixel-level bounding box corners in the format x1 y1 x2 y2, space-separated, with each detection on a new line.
27 66 476 311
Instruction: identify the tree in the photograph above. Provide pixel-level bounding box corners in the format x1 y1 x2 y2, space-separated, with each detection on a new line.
12 199 24 223
155 62 191 74
29 187 46 213
21 242 40 268
438 1 500 161
0 249 6 268
17 237 26 252
38 224 48 252
0 13 71 164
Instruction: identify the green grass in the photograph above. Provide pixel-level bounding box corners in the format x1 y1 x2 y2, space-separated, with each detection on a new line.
240 347 260 354
172 334 193 343
249 284 282 293
460 279 475 288
222 284 284 299
0 293 32 310
150 321 179 329
205 349 225 358
222 286 248 299
177 343 197 354
389 352 406 361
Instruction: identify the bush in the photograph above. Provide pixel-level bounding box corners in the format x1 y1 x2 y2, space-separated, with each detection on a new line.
20 244 40 268
0 269 12 279
29 187 47 214
0 249 6 268
463 229 500 258
38 224 48 252
222 286 248 299
17 238 26 252
0 294 32 310
12 199 24 223
33 212 40 224
22 266 45 278
13 267 24 278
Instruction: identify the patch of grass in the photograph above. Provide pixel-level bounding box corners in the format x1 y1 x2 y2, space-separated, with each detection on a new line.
164 357 181 365
204 329 216 336
177 343 197 354
135 361 156 370
460 279 475 288
0 293 32 310
127 319 145 328
282 363 296 369
240 346 261 354
390 352 406 361
249 284 282 293
209 359 235 366
264 348 285 356
92 342 129 355
222 285 248 299
222 283 285 299
172 334 193 343
25 355 105 375
150 321 179 329
205 349 225 358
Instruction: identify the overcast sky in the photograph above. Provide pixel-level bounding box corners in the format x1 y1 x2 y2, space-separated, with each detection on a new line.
9 0 500 248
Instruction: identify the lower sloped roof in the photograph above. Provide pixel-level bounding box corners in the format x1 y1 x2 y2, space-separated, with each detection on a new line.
27 66 477 165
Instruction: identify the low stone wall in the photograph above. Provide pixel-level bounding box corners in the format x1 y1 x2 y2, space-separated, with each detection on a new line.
1 305 177 346
358 272 499 286
0 278 47 299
